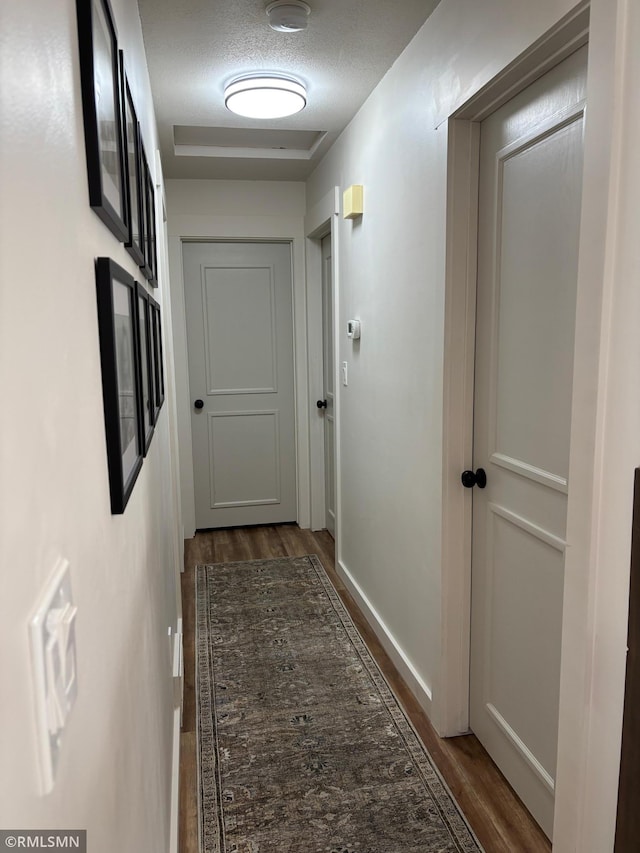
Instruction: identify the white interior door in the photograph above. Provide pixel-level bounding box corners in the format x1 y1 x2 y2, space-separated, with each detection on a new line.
321 233 336 537
469 46 587 838
183 241 297 529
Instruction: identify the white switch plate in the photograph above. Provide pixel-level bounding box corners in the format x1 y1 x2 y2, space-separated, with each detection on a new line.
29 558 78 794
342 361 348 386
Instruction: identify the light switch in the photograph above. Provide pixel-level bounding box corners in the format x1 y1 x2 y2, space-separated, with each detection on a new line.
29 559 78 794
342 361 348 386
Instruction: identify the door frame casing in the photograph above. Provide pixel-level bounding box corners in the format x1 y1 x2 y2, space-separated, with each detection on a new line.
304 187 341 536
438 1 590 736
437 3 590 740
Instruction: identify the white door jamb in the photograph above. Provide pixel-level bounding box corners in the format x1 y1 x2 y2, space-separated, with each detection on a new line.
305 188 341 537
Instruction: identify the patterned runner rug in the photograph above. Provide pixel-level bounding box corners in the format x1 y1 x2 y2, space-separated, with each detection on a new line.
196 555 483 853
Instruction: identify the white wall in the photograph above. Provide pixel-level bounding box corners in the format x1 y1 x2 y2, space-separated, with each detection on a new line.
306 0 639 849
165 180 309 538
0 1 181 851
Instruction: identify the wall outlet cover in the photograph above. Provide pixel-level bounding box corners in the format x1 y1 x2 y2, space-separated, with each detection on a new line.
29 558 78 794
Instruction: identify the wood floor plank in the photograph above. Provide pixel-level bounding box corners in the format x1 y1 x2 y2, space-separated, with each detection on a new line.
311 529 337 568
183 536 203 568
210 525 230 558
179 731 198 853
179 524 550 853
251 524 289 558
180 569 196 733
275 522 313 557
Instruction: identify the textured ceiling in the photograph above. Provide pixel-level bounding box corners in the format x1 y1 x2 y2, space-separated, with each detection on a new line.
138 0 441 180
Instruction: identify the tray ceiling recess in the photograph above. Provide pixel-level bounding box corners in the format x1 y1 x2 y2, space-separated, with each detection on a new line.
173 126 327 161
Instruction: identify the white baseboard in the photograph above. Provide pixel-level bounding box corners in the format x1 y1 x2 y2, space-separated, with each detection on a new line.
337 559 433 716
168 703 181 853
169 628 183 853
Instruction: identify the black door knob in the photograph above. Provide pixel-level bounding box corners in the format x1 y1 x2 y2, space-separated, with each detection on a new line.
461 468 487 489
316 399 328 409
194 399 204 410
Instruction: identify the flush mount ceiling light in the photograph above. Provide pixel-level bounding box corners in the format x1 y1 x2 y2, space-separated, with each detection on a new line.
224 74 307 119
266 1 311 32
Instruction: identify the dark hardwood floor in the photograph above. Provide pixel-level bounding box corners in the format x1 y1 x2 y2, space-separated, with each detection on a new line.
179 524 551 853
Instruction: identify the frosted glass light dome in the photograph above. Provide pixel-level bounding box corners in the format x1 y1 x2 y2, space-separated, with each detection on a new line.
224 75 307 119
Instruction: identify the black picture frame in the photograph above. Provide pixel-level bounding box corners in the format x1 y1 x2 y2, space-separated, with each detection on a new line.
95 258 143 513
146 166 158 286
139 145 158 286
147 292 159 425
120 53 145 266
149 297 165 415
138 145 151 281
76 0 129 241
135 282 155 454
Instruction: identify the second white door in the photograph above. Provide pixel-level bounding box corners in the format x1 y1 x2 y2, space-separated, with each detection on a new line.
183 241 297 529
469 46 587 838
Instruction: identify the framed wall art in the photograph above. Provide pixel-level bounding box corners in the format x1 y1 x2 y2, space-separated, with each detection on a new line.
146 165 158 286
147 291 159 425
149 297 165 415
76 0 129 241
135 282 155 455
95 257 143 513
120 53 145 266
139 146 158 286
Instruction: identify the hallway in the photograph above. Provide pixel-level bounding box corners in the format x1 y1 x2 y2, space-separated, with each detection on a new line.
4 0 640 850
179 525 550 853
